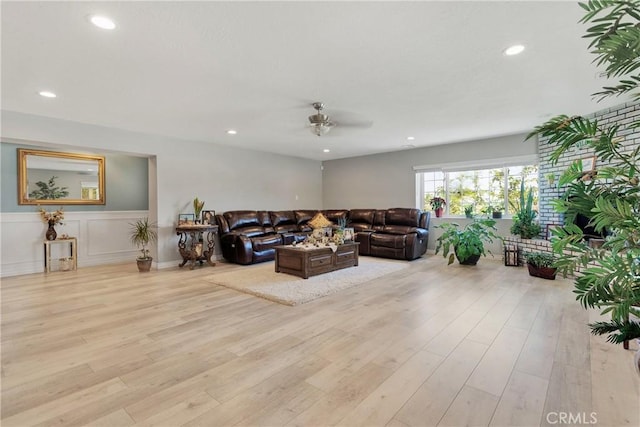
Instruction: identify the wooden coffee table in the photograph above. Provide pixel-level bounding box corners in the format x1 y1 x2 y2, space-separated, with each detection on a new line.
275 242 359 279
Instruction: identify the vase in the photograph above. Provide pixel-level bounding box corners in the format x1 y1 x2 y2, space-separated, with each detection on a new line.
45 222 57 241
435 207 443 218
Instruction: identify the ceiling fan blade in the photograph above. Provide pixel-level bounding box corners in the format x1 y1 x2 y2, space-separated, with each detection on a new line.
334 119 373 129
329 109 373 129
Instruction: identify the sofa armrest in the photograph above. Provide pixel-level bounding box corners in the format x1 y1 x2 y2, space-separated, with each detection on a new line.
220 233 253 265
281 232 295 245
355 230 373 255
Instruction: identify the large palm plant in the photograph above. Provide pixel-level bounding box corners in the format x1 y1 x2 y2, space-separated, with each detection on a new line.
526 0 640 345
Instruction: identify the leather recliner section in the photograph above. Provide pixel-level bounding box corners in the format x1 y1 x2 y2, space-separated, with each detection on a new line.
216 207 430 265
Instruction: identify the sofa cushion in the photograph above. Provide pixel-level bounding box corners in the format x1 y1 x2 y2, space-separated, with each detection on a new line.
382 225 421 235
371 233 406 249
323 210 349 223
225 211 260 231
385 208 420 227
349 209 375 225
237 226 269 238
373 210 387 230
270 210 296 226
251 234 282 252
308 212 332 229
295 210 318 225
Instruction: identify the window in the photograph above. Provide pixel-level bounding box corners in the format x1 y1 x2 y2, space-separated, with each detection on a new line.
416 162 538 217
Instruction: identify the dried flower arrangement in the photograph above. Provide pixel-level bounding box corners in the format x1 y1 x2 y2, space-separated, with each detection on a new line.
39 207 64 225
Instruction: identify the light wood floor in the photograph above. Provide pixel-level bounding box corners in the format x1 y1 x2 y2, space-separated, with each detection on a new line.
1 255 639 427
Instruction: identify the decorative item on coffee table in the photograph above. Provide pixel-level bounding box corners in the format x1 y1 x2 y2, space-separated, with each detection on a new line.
38 206 64 241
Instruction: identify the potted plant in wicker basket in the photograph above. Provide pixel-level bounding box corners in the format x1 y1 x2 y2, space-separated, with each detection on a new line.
525 252 557 280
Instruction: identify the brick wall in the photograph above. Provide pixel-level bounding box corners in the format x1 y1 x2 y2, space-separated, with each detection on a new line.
506 103 639 270
537 101 640 231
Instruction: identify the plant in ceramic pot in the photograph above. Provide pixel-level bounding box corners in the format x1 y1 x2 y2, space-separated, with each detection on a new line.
129 217 158 272
435 218 500 265
193 197 205 223
525 252 557 280
429 197 446 218
464 205 474 219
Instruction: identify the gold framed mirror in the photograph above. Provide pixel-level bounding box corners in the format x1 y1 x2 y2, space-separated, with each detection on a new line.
18 148 105 205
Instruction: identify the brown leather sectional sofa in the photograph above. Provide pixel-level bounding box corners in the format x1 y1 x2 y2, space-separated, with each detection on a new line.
215 208 430 265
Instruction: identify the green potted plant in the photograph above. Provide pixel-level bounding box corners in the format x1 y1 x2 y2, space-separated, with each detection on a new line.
429 197 446 218
510 180 541 239
129 217 158 272
435 218 500 265
464 205 474 218
193 197 205 223
525 1 640 352
524 252 557 280
482 204 503 219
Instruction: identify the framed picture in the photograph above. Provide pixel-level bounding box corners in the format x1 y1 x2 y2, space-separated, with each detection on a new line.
546 223 562 240
201 210 216 225
343 227 355 241
581 155 596 172
178 213 195 225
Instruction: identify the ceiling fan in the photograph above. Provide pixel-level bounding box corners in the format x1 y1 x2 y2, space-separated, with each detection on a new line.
307 102 372 136
308 102 335 136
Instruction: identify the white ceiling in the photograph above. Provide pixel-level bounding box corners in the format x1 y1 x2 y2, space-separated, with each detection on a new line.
1 1 629 161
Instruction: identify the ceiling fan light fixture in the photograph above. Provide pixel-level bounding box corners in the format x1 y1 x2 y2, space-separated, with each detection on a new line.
310 123 333 136
308 101 335 136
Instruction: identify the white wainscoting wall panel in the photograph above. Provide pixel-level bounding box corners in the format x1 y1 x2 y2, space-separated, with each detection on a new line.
0 210 149 277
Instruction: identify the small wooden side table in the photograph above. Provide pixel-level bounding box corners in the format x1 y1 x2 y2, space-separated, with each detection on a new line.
44 237 77 273
176 225 218 270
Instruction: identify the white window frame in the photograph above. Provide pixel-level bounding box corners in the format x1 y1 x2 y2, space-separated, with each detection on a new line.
413 155 538 218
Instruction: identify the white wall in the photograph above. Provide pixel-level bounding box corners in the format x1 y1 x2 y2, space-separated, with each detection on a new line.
1 210 148 276
1 111 322 276
322 133 537 208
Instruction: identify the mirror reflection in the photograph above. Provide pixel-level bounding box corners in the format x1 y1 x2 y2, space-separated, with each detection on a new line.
18 149 105 205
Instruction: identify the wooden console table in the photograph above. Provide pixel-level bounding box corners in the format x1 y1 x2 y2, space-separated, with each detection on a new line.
176 224 218 270
43 237 77 273
275 242 359 279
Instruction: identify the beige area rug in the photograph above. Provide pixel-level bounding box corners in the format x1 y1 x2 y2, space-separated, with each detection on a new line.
204 257 409 306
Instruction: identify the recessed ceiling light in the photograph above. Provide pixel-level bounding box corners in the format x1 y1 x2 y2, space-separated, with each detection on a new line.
90 15 116 30
407 136 415 141
226 130 237 135
323 149 330 153
38 91 57 98
504 44 525 56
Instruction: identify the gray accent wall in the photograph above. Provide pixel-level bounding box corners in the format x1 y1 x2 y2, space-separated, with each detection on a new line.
1 141 149 212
